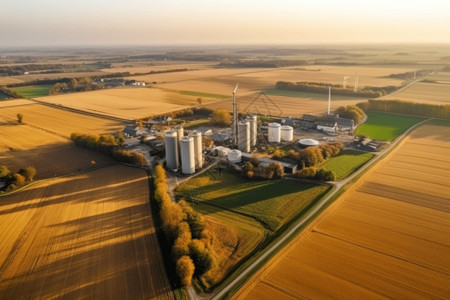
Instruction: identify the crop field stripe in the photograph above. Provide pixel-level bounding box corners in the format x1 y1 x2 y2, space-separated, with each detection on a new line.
233 122 450 299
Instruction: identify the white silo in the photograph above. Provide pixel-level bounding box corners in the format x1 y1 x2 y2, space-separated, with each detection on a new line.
180 136 195 175
281 125 294 142
189 130 203 169
164 130 179 170
246 115 257 147
174 125 184 142
268 123 281 143
238 120 250 153
228 149 242 163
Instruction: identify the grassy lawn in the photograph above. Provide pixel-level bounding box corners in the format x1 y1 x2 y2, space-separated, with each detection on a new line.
319 150 375 180
179 90 229 99
11 85 53 99
176 169 330 231
356 111 425 141
184 118 210 129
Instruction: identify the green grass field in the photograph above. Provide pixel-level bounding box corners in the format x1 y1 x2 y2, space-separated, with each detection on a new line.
356 111 425 141
11 85 53 99
176 169 330 231
179 90 229 99
319 150 374 180
184 118 210 129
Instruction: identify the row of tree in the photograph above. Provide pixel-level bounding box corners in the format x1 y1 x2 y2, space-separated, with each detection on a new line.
294 167 336 181
70 132 147 166
49 77 103 94
357 99 450 119
334 105 365 123
285 142 344 169
244 159 284 180
153 165 216 286
275 81 398 98
210 109 231 127
0 165 36 192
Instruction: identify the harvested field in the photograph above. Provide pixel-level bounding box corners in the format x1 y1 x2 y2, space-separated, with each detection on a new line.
101 62 212 74
204 91 365 117
0 99 34 108
382 81 450 105
0 102 124 138
37 87 217 120
0 165 173 300
234 122 450 299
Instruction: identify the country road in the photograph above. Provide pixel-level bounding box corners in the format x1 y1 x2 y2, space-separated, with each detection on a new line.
184 118 431 300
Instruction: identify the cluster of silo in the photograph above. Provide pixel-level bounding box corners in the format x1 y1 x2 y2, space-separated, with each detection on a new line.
238 120 250 152
165 126 202 174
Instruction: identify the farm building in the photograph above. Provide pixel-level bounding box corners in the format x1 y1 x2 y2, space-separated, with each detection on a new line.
316 114 354 132
123 125 147 137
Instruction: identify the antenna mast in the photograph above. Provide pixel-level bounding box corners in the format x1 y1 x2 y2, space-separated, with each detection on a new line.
343 75 350 89
328 85 331 115
354 72 359 92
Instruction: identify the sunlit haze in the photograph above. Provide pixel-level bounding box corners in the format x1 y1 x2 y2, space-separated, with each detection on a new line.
1 0 450 47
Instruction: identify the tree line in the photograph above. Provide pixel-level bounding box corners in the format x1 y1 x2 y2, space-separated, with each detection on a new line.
275 81 398 98
280 142 344 181
334 105 365 123
357 99 450 119
70 132 147 167
244 158 284 180
0 165 36 192
153 165 216 286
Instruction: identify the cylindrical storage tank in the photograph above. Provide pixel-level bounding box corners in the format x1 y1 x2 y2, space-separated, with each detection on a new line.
246 115 257 147
238 121 250 153
180 136 195 175
189 130 203 169
228 149 242 163
281 125 294 142
298 138 319 148
268 123 281 143
164 130 179 170
174 125 184 143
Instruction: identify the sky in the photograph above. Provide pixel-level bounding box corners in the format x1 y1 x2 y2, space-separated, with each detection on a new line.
1 0 450 47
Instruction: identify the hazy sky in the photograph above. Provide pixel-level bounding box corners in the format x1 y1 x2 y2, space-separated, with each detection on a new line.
1 0 450 47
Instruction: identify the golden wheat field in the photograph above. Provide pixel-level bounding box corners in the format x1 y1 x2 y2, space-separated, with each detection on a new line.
383 81 450 105
0 165 173 300
204 92 365 117
37 87 217 119
234 122 450 300
0 99 34 108
0 101 125 138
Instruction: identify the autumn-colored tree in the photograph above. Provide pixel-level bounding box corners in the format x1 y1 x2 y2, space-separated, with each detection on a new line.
176 256 195 286
172 222 192 261
0 165 10 178
189 239 214 275
17 113 23 124
211 109 231 127
19 166 36 182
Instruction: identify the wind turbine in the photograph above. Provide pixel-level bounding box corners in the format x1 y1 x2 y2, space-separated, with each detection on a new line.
343 75 350 89
232 83 239 144
328 85 331 115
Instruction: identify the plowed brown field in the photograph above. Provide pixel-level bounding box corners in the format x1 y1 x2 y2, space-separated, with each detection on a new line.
0 165 173 300
234 122 450 299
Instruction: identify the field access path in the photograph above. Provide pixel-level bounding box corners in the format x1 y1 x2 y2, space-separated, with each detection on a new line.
198 118 431 300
